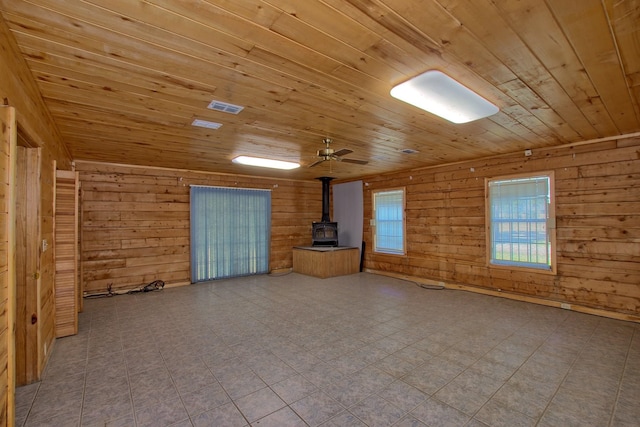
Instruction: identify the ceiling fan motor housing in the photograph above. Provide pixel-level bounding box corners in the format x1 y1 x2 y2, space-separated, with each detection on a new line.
318 147 334 157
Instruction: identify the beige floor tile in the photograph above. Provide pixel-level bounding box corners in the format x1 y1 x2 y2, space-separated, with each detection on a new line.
15 272 638 427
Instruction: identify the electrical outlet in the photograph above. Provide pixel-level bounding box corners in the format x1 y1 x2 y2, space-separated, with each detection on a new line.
524 149 532 157
42 239 48 252
560 303 571 310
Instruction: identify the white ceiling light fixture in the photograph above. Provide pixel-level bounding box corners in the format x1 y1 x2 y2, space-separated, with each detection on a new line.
192 119 222 129
232 155 300 170
390 70 499 124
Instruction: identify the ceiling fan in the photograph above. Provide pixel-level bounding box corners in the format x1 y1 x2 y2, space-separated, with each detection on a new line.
308 138 368 168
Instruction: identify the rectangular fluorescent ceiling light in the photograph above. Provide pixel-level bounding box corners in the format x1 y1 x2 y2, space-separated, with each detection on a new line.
208 100 244 114
232 156 300 170
192 119 222 129
390 70 499 123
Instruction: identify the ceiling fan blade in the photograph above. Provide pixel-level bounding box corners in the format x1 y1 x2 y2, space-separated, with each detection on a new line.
308 159 326 168
340 158 368 165
332 148 353 157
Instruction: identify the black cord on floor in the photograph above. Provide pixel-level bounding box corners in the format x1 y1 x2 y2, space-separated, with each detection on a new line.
416 282 445 290
126 279 165 294
84 280 165 298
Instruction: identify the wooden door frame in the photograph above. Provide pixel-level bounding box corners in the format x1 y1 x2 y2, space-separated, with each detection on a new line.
2 105 17 426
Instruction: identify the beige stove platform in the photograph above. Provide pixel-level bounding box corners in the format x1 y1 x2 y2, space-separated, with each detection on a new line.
292 246 360 279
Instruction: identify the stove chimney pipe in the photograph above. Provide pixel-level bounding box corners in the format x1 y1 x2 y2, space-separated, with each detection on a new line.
318 176 334 223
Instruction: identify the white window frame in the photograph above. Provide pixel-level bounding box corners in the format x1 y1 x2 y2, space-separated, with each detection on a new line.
372 188 406 255
485 171 556 274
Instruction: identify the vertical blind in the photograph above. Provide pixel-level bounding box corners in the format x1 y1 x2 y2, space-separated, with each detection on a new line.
488 175 551 269
190 186 271 282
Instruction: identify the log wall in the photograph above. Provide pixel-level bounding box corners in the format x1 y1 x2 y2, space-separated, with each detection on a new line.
356 137 640 318
75 161 322 295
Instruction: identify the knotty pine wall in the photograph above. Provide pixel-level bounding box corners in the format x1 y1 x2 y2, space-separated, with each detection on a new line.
75 161 322 295
356 136 640 319
1 14 72 422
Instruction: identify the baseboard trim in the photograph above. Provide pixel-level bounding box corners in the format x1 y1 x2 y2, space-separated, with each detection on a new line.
365 269 640 324
270 267 293 275
164 281 191 289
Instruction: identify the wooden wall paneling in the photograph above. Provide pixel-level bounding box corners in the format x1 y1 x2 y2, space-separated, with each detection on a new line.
292 248 360 279
494 0 619 137
547 0 639 132
0 16 69 166
76 162 321 294
357 137 640 320
1 1 640 183
1 105 17 427
0 12 72 423
54 170 78 337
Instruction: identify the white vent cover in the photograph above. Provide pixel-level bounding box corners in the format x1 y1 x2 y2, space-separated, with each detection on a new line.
192 119 222 129
207 100 244 114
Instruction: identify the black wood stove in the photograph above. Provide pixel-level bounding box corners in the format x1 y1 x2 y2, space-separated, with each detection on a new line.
312 177 338 246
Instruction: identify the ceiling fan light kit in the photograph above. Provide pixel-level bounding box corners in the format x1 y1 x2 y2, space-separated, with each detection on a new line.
391 70 499 123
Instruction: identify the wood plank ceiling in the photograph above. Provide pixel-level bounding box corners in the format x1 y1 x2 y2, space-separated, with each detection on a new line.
1 0 639 180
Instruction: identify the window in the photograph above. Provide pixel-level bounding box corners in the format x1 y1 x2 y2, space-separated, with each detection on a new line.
372 188 405 255
486 172 556 273
190 186 271 282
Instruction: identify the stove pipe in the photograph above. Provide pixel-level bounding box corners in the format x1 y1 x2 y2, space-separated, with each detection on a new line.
318 176 333 222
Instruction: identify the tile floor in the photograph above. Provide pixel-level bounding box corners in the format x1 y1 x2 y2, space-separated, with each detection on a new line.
15 272 640 426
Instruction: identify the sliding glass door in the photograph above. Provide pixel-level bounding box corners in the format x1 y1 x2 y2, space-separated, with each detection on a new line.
190 186 271 282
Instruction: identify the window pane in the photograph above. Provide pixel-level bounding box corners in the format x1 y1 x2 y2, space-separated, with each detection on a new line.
374 189 404 254
488 175 552 269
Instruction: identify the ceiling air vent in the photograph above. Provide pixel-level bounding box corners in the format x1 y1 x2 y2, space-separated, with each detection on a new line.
207 100 244 114
192 119 222 129
400 148 419 154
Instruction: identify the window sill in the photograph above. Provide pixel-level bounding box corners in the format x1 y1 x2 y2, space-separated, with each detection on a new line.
488 262 557 275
